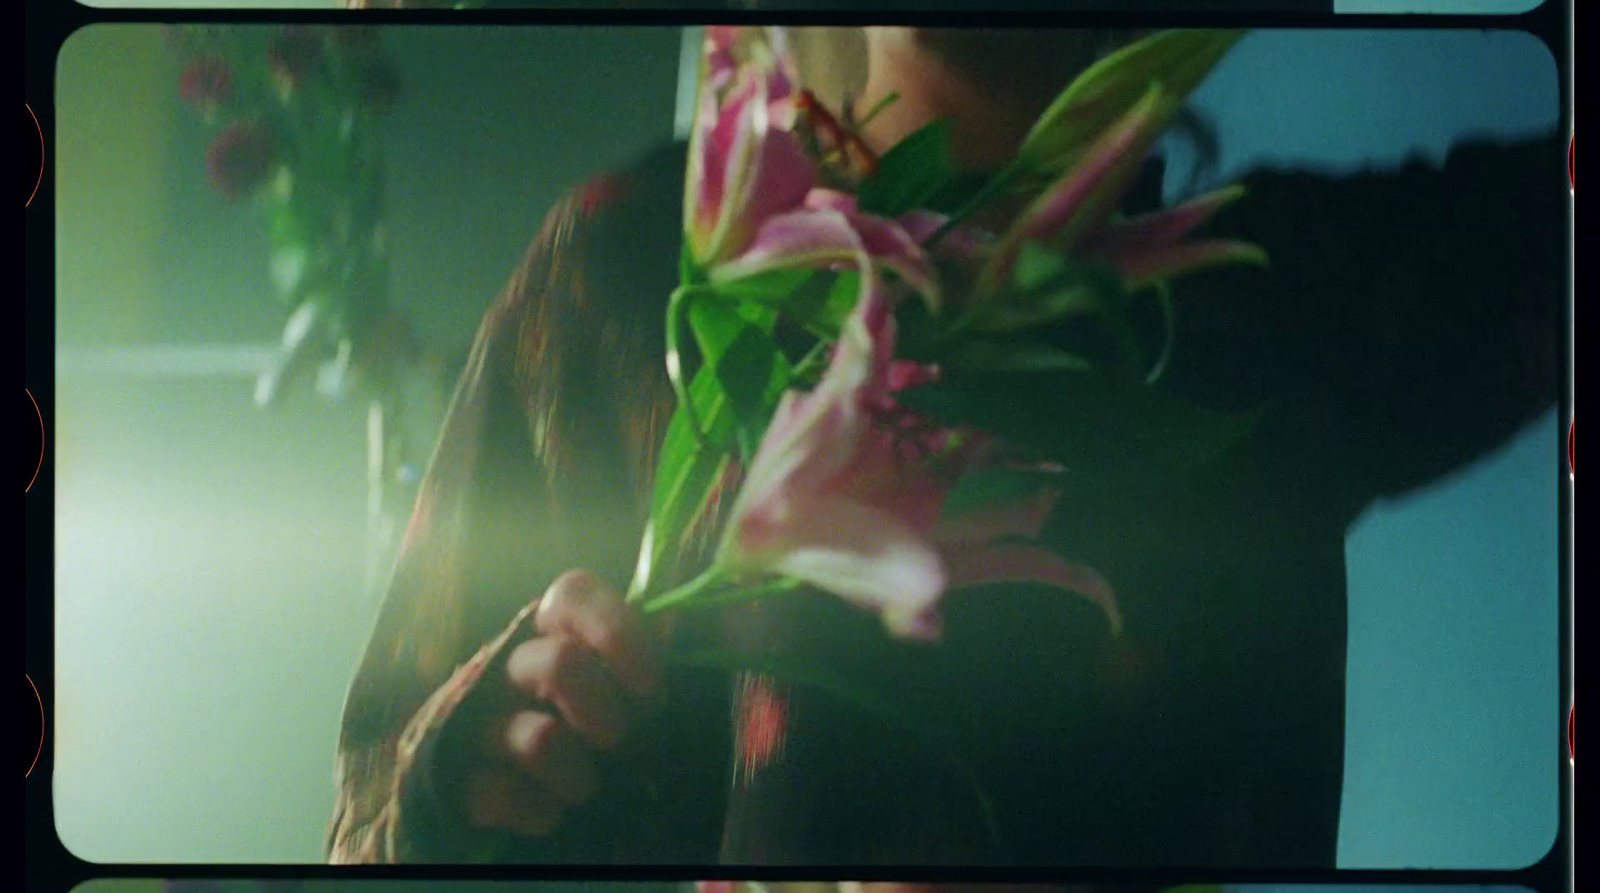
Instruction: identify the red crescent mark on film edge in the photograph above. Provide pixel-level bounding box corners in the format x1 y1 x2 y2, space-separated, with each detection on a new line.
27 389 42 493
27 674 42 778
1569 417 1575 479
27 104 42 209
1570 132 1574 192
1569 703 1575 764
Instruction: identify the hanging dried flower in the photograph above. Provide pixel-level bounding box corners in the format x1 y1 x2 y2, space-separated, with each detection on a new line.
267 26 325 95
206 120 277 200
178 54 234 110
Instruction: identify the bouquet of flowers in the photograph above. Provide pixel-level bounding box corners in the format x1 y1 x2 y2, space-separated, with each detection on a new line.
169 24 410 407
625 27 1265 648
171 26 457 588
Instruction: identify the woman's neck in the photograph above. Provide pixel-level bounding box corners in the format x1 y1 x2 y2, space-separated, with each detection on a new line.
851 28 1044 174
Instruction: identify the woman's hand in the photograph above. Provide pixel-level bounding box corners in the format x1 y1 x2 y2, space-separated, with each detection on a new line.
464 570 661 837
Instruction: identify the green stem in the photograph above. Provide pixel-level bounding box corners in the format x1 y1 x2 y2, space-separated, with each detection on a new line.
655 576 807 614
1145 280 1177 384
666 285 714 450
790 339 830 384
636 565 725 613
625 523 658 602
854 90 900 129
924 164 1026 250
639 567 809 614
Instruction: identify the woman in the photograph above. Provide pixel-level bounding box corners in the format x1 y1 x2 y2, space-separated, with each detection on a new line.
326 27 1564 866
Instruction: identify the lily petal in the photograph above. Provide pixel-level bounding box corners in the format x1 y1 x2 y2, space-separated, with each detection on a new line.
848 213 942 310
712 203 937 316
1083 184 1248 256
982 84 1176 292
728 383 862 544
704 28 741 92
932 489 1060 548
762 495 949 630
797 190 942 308
944 543 1122 634
830 425 951 536
720 281 887 547
760 27 799 102
1017 84 1175 248
1111 238 1269 289
689 65 816 266
711 207 873 283
733 120 818 254
686 75 756 259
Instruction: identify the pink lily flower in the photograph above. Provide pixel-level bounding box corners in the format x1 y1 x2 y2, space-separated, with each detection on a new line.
686 28 946 310
712 189 942 311
703 27 742 93
1078 183 1267 289
704 26 795 100
1017 30 1246 177
719 283 1120 640
684 52 815 268
978 85 1264 308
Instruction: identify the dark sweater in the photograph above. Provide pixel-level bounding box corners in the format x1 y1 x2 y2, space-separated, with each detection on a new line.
329 133 1565 867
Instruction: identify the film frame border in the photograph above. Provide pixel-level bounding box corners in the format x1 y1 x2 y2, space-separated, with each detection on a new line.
20 2 1577 893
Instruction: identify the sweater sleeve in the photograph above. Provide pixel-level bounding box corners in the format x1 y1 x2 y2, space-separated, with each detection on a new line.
1165 134 1566 512
326 148 694 863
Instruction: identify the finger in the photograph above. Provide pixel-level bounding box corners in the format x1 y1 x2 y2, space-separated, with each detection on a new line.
466 767 563 837
505 637 631 749
534 570 660 697
499 709 601 806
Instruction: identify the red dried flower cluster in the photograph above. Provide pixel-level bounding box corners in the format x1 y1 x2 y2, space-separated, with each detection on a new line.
206 121 276 201
178 54 233 109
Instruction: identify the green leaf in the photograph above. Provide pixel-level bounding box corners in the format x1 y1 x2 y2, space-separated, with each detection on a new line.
711 267 814 308
1012 240 1073 291
971 249 1127 334
857 120 956 216
923 169 1002 217
725 329 793 459
689 296 792 459
899 370 1264 478
788 270 861 340
640 292 789 594
680 240 703 287
637 369 737 595
687 290 758 363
